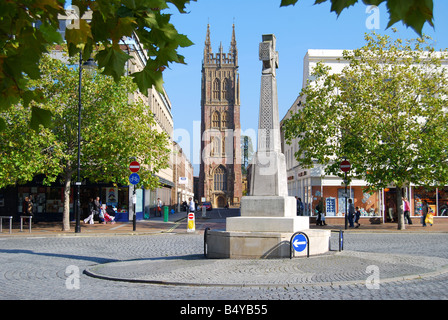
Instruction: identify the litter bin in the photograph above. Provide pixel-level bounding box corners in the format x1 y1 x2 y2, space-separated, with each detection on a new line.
163 206 169 222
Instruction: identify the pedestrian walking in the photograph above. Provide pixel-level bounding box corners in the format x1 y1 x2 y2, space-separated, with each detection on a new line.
425 207 434 227
188 197 195 213
22 196 34 225
402 197 412 224
422 200 429 226
296 197 304 216
348 199 355 228
157 198 162 217
101 205 115 224
315 203 322 226
93 196 101 222
355 206 361 228
83 198 95 224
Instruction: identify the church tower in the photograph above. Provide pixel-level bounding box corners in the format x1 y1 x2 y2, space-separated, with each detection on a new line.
199 24 242 208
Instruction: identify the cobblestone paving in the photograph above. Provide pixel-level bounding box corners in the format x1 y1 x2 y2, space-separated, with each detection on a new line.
0 232 447 300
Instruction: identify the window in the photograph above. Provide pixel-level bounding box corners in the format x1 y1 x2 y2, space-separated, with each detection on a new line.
214 165 227 191
223 78 232 101
221 111 228 128
212 111 220 128
210 136 220 156
221 136 226 155
213 78 220 100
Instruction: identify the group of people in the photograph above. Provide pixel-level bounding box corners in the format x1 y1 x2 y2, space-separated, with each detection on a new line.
347 199 361 228
313 196 434 228
311 198 362 228
83 197 115 225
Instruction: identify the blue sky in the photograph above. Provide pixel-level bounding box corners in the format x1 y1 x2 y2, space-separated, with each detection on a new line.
163 0 448 175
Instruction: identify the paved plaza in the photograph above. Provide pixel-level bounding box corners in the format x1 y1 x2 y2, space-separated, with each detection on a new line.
1 224 448 302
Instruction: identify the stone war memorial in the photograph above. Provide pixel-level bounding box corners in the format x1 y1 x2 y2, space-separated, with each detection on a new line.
207 34 331 258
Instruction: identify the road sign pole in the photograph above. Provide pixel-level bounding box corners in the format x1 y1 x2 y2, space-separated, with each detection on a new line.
133 187 136 231
340 159 351 230
345 171 348 230
129 160 140 231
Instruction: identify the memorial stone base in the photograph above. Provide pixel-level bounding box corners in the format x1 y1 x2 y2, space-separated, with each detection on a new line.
206 196 331 259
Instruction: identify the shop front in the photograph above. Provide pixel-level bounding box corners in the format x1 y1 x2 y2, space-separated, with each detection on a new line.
0 175 131 222
291 168 448 225
310 180 381 225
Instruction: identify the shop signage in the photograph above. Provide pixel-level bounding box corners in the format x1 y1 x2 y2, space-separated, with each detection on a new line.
129 161 140 173
297 171 307 177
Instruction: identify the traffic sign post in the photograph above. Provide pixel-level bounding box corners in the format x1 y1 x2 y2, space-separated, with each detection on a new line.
340 159 351 230
129 160 140 231
129 161 140 173
290 232 309 258
129 173 140 185
187 212 195 232
340 160 351 172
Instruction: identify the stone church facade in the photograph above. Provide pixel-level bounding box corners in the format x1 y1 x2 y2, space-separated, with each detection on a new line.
199 24 242 208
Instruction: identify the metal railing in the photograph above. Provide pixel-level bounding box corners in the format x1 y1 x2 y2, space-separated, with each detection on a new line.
330 229 344 252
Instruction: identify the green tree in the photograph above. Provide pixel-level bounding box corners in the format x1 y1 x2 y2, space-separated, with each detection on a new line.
0 0 194 130
1 51 171 231
283 32 448 230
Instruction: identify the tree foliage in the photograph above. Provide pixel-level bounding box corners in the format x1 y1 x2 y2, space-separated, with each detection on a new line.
1 50 171 230
0 0 194 130
280 0 434 36
283 32 448 229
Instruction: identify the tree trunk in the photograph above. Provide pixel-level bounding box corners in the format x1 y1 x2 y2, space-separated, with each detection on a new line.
62 172 72 231
396 186 405 230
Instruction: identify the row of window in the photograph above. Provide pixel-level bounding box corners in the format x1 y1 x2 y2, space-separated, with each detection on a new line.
211 110 230 128
212 78 233 101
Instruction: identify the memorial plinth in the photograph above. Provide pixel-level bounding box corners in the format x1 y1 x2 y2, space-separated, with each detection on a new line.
206 34 330 259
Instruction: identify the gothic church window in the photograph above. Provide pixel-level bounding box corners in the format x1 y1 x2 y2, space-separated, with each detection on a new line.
223 78 232 101
213 78 220 100
214 165 227 191
212 111 220 128
221 111 229 128
210 136 221 156
221 136 226 155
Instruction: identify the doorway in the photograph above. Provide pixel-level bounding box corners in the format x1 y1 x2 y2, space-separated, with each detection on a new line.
216 195 226 208
384 188 397 222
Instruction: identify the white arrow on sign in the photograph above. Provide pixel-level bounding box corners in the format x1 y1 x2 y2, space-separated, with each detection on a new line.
293 239 307 247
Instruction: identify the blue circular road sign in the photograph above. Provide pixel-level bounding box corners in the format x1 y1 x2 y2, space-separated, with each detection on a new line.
129 173 140 185
292 233 307 252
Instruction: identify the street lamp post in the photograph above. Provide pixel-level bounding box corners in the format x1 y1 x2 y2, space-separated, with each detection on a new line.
75 53 97 233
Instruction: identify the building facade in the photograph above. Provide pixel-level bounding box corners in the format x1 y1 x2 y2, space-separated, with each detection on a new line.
172 141 194 211
281 49 448 224
198 24 242 208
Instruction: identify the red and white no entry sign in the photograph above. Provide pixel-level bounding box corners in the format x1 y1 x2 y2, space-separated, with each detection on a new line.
187 212 195 232
129 161 140 172
340 160 351 172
